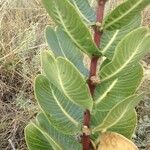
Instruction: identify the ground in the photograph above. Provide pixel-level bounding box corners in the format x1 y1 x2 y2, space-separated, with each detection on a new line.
0 0 150 150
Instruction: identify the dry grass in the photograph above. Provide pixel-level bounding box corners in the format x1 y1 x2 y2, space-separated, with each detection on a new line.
0 0 150 150
0 0 52 149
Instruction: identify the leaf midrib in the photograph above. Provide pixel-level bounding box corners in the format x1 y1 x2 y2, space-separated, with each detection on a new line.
102 30 119 53
93 97 134 132
102 33 147 81
55 2 87 53
56 61 84 109
50 85 79 126
55 29 67 58
95 79 118 104
104 0 142 29
101 106 129 130
72 0 90 23
32 123 62 150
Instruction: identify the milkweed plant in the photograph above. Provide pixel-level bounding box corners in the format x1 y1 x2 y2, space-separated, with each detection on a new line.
25 0 150 150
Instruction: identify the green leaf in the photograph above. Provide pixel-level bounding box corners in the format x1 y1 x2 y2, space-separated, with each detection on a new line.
91 110 137 139
100 27 150 81
35 75 83 135
41 51 93 110
92 94 143 132
91 64 142 138
103 0 150 30
108 109 137 139
100 58 111 70
69 0 96 23
46 26 88 76
25 113 82 150
42 0 100 56
101 15 141 59
25 124 53 150
95 64 143 108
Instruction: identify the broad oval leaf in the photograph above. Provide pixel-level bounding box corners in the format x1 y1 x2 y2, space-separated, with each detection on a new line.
101 15 141 59
108 110 137 139
69 0 96 23
93 94 143 132
25 123 53 150
103 0 150 30
35 75 84 135
91 64 142 138
100 27 150 81
46 26 88 76
42 0 100 56
41 51 93 110
25 113 82 150
95 64 143 107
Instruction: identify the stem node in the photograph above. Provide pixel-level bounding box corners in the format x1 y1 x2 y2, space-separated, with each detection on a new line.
82 126 91 136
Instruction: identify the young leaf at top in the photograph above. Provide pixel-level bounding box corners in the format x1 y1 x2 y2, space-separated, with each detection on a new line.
35 75 83 135
46 26 88 77
42 0 101 56
93 94 143 132
69 0 96 24
103 0 150 30
100 27 150 81
25 113 81 150
41 51 93 110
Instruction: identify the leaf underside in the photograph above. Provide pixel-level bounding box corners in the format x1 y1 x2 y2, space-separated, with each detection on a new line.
101 14 141 59
93 94 143 133
100 27 150 81
25 113 81 150
41 51 93 110
42 0 100 56
35 75 84 135
46 26 88 76
69 0 96 23
92 63 143 138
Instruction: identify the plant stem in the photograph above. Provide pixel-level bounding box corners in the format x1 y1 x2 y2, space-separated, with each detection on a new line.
82 0 106 150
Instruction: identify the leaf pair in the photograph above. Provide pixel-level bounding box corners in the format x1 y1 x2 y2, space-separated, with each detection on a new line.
46 26 88 76
92 63 143 138
100 27 150 81
92 27 150 137
42 0 100 56
41 51 93 110
42 0 150 58
101 15 141 59
34 51 93 135
25 113 81 150
93 94 143 133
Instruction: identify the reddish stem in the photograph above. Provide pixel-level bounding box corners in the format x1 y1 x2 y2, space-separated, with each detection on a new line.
82 0 106 150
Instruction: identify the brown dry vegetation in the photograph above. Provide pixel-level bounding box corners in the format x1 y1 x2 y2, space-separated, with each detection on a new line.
0 0 50 149
0 0 150 150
